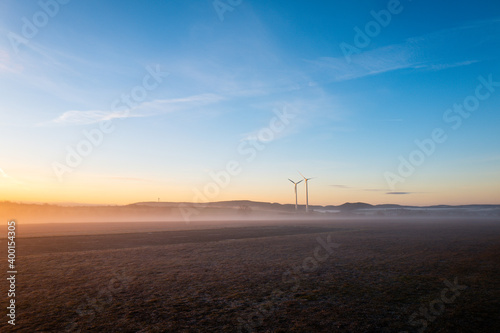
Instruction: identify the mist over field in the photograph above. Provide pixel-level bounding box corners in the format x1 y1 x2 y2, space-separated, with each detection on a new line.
4 200 500 222
0 212 499 332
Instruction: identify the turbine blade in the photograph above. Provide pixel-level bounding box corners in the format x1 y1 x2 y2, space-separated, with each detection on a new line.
297 179 303 184
298 171 306 179
288 179 295 184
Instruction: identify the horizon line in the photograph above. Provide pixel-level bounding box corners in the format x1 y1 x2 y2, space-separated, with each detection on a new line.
2 199 499 208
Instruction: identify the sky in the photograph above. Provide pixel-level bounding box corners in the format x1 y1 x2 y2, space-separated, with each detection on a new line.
0 0 499 206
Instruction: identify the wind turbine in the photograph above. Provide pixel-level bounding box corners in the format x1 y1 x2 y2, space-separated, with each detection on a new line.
288 179 303 211
299 172 314 213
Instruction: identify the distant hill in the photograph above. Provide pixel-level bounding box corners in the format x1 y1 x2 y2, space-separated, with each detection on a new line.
1 200 499 224
337 202 373 210
134 200 500 217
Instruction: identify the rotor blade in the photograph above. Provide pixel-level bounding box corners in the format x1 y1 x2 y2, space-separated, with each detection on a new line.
296 179 303 184
288 179 296 184
298 171 306 179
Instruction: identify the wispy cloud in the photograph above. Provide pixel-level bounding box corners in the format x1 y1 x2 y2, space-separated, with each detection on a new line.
311 19 500 82
331 184 389 192
0 168 23 185
41 93 225 126
48 110 133 125
414 60 479 71
0 39 109 105
314 44 415 81
386 191 411 195
330 184 352 189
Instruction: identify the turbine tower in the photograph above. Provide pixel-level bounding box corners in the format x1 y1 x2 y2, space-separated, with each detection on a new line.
299 172 314 213
288 179 303 211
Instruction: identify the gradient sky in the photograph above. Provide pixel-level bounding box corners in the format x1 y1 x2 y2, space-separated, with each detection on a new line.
0 0 499 206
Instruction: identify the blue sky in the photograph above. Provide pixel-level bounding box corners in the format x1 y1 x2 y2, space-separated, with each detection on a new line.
0 0 499 205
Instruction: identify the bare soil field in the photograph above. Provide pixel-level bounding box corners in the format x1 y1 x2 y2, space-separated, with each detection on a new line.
1 218 499 332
